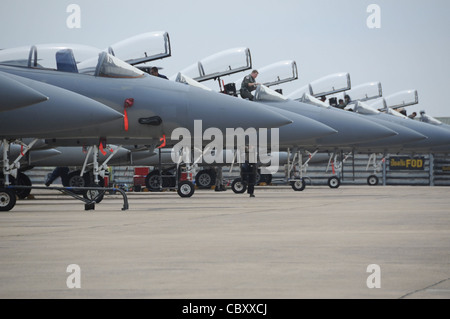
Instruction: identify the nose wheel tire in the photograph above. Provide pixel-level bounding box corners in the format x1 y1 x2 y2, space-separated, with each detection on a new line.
231 178 247 194
290 180 306 191
0 188 16 212
83 183 105 203
328 176 340 189
177 181 195 198
367 175 379 186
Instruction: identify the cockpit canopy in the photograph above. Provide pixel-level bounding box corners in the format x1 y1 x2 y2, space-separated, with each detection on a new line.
370 89 418 111
420 111 443 125
178 47 252 82
334 82 382 104
107 31 171 65
287 72 351 100
0 44 145 78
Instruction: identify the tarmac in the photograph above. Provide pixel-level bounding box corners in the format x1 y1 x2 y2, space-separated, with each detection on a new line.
0 185 449 299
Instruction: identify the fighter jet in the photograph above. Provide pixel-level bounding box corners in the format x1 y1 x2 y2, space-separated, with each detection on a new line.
418 111 450 153
365 90 450 152
170 51 398 191
333 88 450 185
5 50 336 196
171 80 395 191
26 46 337 194
419 110 450 132
0 43 301 210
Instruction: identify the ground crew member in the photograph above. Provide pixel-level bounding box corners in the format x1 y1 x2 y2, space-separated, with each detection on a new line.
241 160 257 197
240 70 260 101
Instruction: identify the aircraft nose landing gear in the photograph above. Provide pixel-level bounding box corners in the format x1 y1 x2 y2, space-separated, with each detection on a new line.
0 188 16 212
290 179 306 191
327 176 341 189
367 175 379 186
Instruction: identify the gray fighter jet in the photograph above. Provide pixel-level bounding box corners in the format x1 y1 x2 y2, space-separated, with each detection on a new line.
364 91 450 152
419 110 450 152
335 88 450 185
1 45 338 195
0 43 305 209
169 54 398 192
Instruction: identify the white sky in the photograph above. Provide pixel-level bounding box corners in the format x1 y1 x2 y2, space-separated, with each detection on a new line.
1 0 449 116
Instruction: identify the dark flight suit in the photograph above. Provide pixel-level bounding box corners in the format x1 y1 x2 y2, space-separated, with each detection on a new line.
240 74 256 100
45 167 69 186
241 161 257 197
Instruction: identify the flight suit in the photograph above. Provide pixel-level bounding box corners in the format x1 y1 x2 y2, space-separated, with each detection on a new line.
241 161 257 197
240 75 256 100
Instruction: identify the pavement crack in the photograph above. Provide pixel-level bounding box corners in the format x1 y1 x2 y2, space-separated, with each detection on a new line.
399 277 450 299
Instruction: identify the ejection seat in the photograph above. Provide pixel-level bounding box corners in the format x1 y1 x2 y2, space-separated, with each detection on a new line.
56 49 78 73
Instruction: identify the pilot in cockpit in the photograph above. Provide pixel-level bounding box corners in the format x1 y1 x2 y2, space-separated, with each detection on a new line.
337 99 346 109
150 66 168 80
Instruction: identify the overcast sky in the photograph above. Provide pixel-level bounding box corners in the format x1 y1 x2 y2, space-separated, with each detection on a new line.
2 0 449 116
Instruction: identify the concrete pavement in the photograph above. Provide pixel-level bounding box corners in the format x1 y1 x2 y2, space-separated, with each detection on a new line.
0 185 449 299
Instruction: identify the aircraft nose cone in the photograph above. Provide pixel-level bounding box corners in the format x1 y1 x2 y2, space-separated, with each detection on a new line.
274 108 338 146
0 71 48 111
316 108 398 145
404 123 450 149
376 114 450 150
0 74 124 138
186 89 292 131
355 116 427 147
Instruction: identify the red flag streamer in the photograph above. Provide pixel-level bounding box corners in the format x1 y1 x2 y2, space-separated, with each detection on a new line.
124 109 129 131
332 162 336 175
123 98 134 131
99 142 107 156
157 135 166 149
20 145 24 156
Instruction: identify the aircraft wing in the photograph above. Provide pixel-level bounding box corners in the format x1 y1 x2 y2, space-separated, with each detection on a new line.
0 71 48 112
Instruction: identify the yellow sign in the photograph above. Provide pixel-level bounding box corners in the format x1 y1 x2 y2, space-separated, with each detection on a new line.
389 157 425 170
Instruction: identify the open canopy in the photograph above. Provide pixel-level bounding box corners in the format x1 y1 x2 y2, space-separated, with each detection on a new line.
178 47 252 82
370 89 419 110
107 31 171 65
335 82 382 104
287 72 351 100
0 44 145 78
234 60 298 88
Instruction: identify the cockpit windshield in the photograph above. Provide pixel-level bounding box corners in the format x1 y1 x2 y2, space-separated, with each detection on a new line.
420 111 442 125
297 93 332 108
175 72 212 91
0 44 99 69
0 44 144 78
93 52 145 78
353 101 380 115
254 85 288 102
385 106 409 119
